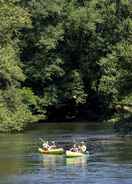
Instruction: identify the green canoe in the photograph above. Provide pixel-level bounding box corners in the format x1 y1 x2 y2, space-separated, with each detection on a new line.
65 150 85 158
38 148 64 155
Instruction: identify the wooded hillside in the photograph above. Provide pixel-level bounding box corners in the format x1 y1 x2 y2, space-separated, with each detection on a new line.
0 0 131 132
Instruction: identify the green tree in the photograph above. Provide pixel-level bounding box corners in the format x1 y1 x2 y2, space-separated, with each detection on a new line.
0 0 131 132
98 0 132 130
0 1 43 132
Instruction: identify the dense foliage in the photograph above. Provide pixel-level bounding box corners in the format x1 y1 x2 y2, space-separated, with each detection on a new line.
0 0 131 132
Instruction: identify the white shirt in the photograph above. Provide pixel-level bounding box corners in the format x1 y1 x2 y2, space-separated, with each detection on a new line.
43 143 49 149
80 145 86 152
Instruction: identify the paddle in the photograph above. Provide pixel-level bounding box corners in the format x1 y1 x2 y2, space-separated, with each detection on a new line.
39 137 46 143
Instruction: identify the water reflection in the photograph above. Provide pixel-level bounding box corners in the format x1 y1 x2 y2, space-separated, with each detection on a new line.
42 155 64 169
66 156 88 167
41 154 88 169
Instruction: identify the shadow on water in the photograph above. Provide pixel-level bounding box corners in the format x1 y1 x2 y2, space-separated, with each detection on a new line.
1 122 132 184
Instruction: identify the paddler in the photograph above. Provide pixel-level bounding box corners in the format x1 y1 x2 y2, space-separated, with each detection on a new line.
49 141 57 149
43 141 50 151
79 141 87 153
70 144 79 152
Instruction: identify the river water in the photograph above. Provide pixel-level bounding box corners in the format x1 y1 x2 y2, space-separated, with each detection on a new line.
0 122 132 184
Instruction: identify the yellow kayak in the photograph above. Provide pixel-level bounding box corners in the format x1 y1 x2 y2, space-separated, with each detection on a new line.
38 148 64 155
65 150 85 158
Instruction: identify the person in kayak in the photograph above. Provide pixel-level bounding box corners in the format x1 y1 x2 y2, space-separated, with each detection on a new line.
49 141 57 149
70 144 79 152
43 141 50 151
79 142 87 153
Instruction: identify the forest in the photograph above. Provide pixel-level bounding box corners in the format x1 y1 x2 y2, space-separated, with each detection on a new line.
0 0 131 132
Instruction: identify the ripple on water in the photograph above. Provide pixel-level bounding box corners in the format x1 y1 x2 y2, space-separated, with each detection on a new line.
0 122 132 184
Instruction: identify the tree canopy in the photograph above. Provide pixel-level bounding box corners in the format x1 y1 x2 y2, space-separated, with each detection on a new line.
0 0 131 132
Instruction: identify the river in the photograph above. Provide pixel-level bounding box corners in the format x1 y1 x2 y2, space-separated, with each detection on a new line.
0 122 132 184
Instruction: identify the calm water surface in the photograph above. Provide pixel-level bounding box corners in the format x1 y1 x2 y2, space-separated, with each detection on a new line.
0 122 132 184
